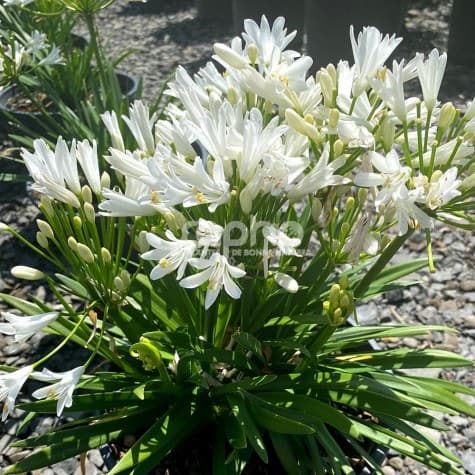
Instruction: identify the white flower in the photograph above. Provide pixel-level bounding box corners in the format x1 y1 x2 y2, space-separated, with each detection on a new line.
262 226 301 256
22 137 81 207
0 311 59 342
287 144 350 200
354 150 411 206
0 366 33 421
241 15 297 69
419 139 474 168
416 49 447 111
122 101 158 156
100 177 160 217
38 45 63 66
351 26 402 96
142 230 197 280
3 0 34 6
420 168 461 210
393 189 433 235
180 253 246 309
197 219 223 249
370 60 415 123
32 366 85 417
101 111 125 152
76 139 101 194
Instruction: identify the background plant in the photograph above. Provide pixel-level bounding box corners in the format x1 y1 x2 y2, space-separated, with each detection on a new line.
0 16 474 475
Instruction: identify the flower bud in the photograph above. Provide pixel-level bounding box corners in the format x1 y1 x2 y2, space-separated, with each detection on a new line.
136 231 149 253
333 139 344 157
214 43 249 69
11 265 45 281
36 231 49 249
120 270 131 288
318 69 336 106
0 222 11 232
84 202 96 224
101 171 111 190
82 185 93 204
39 196 54 216
101 247 112 263
239 186 253 214
381 117 396 152
114 276 126 291
339 275 349 290
439 102 456 130
68 236 78 252
227 87 240 106
36 219 54 240
465 98 475 121
328 109 339 129
274 272 298 293
285 109 321 143
329 284 341 306
77 243 95 264
73 216 82 231
311 198 323 222
247 43 258 64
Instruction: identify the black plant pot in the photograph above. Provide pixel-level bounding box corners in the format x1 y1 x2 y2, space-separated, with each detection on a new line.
196 0 232 22
0 71 139 136
305 0 408 70
232 0 305 49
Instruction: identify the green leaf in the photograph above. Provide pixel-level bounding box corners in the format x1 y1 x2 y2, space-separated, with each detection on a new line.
268 433 302 475
227 394 268 464
110 399 209 475
232 332 265 362
0 293 43 315
223 414 247 450
54 273 90 299
4 408 154 473
333 348 474 370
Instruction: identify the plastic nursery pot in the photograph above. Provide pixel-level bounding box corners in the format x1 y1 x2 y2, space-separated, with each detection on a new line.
0 71 139 135
196 0 233 22
305 0 408 70
232 0 305 49
447 0 475 66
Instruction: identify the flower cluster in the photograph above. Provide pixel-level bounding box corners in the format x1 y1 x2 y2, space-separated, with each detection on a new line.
0 16 474 473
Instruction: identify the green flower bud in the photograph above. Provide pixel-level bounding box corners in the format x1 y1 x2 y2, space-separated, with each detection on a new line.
84 202 96 224
36 231 49 249
77 243 95 264
73 216 83 231
114 276 126 291
11 265 45 281
247 43 258 64
101 171 111 190
101 247 112 263
82 185 93 204
227 87 240 106
311 198 323 222
68 236 78 252
333 139 344 157
439 102 456 130
130 337 164 372
36 219 54 239
328 109 339 129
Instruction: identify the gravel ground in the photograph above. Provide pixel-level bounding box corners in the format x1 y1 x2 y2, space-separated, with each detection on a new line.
0 0 474 474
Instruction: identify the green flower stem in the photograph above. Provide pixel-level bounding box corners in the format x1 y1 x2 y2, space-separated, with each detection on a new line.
425 229 436 273
84 303 108 368
32 311 89 369
353 229 414 299
424 107 433 152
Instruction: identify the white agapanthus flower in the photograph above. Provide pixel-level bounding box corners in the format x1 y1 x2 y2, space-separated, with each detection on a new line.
0 365 33 421
262 225 301 257
101 110 125 152
142 231 197 280
287 144 350 200
3 0 35 6
0 311 59 342
122 101 158 156
180 253 246 309
76 139 101 194
415 168 461 210
351 26 402 96
196 218 224 249
32 366 85 417
416 49 447 111
354 150 411 206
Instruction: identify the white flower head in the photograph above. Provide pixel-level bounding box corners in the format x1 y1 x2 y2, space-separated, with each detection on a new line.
0 311 59 342
142 231 197 280
180 253 246 309
101 111 125 152
32 366 84 417
197 218 224 249
0 366 33 421
351 25 402 96
416 49 447 111
76 139 101 194
122 101 158 156
262 225 301 257
421 168 461 210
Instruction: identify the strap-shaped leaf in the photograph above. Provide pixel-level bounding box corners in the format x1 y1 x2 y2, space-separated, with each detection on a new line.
109 399 208 475
227 393 268 464
232 332 265 362
4 408 154 474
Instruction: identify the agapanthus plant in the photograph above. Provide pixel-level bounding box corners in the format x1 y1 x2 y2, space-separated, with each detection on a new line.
1 16 474 474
